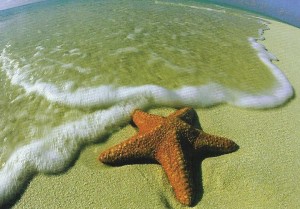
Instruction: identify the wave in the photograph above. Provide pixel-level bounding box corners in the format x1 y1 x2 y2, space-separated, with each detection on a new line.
0 16 294 209
0 98 150 206
0 28 293 110
154 1 227 13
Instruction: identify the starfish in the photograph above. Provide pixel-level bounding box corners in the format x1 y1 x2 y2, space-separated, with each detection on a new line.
98 107 238 206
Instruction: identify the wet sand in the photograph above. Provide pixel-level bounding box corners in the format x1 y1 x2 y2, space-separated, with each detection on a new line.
14 19 300 208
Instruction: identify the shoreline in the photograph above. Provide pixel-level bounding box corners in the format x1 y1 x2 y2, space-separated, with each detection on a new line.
13 19 300 208
0 9 295 206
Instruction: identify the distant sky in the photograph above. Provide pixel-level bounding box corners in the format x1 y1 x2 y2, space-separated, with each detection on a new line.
0 0 43 11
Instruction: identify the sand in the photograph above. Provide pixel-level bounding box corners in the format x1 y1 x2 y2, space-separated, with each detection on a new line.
13 20 300 208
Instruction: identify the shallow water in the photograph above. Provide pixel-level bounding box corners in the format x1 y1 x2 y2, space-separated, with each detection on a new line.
0 0 276 90
0 0 293 206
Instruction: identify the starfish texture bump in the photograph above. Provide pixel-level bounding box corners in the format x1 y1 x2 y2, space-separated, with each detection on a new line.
99 107 238 206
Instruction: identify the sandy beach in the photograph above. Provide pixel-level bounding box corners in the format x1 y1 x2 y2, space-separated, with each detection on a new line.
13 19 300 208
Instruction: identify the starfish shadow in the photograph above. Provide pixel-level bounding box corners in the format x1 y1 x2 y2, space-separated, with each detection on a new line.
99 107 240 206
192 158 204 206
191 149 239 206
103 150 239 207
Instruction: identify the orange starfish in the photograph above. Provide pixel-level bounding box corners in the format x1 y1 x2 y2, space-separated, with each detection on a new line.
99 107 238 206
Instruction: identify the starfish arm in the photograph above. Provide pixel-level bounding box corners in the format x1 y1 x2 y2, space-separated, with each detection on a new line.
132 110 164 134
155 135 194 206
98 108 239 206
194 131 239 153
98 131 159 165
169 107 201 129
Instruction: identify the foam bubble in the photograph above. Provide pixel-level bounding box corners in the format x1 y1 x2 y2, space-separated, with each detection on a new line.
0 97 150 206
154 1 226 13
111 47 139 55
0 17 294 209
0 32 293 110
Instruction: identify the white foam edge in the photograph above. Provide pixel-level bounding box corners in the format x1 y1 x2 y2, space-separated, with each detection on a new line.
233 20 293 108
154 0 226 13
0 30 293 110
0 20 294 206
0 97 150 206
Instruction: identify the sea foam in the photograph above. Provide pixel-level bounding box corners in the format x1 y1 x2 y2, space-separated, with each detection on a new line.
0 98 150 206
0 16 294 209
0 32 293 110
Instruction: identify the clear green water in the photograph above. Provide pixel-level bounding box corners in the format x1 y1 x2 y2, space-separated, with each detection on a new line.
1 0 275 90
0 0 277 165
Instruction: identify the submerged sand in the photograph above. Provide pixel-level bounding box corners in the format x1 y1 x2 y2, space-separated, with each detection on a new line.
14 20 300 208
